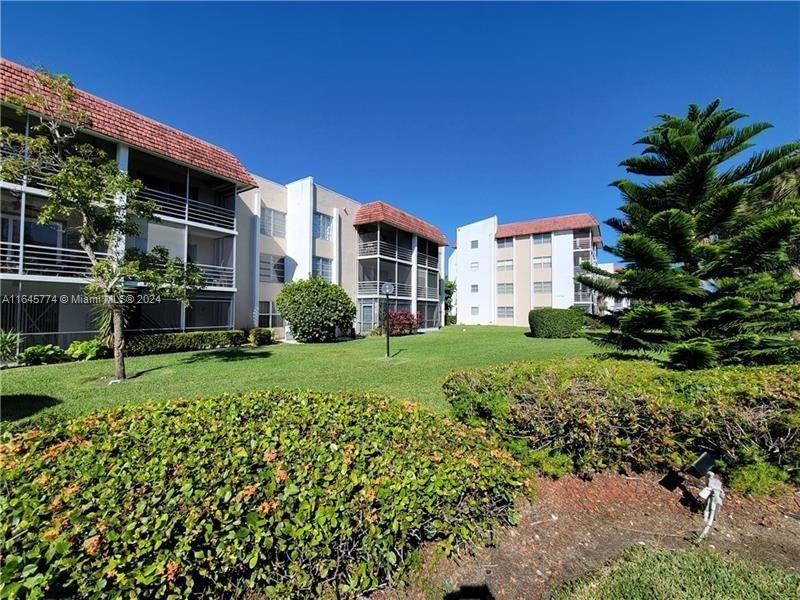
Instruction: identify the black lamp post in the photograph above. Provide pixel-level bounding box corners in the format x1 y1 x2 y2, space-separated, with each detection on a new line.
381 282 394 357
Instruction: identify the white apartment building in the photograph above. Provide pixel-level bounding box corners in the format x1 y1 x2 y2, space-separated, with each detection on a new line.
0 59 446 347
450 214 603 326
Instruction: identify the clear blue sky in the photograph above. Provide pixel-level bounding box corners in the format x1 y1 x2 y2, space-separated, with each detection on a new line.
2 2 798 260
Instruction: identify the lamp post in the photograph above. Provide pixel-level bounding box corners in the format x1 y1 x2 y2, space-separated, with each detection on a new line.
381 282 394 358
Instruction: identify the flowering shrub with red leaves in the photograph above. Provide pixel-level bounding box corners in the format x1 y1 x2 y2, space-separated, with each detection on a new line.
387 309 421 336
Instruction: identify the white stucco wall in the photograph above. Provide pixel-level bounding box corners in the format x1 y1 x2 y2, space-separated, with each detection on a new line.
455 216 497 324
551 229 574 308
285 177 314 282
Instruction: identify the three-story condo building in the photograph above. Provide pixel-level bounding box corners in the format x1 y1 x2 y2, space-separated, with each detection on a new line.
0 59 446 347
449 213 602 326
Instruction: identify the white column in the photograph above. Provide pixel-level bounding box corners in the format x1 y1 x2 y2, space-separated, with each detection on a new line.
286 177 314 281
114 143 130 259
411 233 418 316
332 207 340 285
438 244 446 327
252 193 262 328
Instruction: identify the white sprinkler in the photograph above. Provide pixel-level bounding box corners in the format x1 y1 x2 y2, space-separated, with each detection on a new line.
697 470 725 540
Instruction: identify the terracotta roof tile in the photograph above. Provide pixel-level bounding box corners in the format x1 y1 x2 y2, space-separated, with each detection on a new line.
354 201 448 246
495 213 599 238
1 59 256 187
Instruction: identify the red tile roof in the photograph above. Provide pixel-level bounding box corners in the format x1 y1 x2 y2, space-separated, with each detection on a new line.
354 201 448 246
0 59 256 188
495 213 599 238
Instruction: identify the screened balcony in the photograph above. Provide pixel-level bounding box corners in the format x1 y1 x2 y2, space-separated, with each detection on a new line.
1 190 110 280
129 149 236 231
356 257 413 297
357 224 414 262
187 229 235 289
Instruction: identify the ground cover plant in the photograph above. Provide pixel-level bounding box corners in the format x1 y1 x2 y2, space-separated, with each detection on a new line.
0 390 529 598
554 546 800 599
443 359 800 492
1 326 594 421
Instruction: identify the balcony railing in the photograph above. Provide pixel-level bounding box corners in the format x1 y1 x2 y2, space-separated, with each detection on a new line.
0 241 21 273
417 286 439 300
418 253 439 270
574 292 594 303
197 263 234 288
357 240 414 262
21 244 109 279
137 187 235 231
357 281 413 297
573 237 592 250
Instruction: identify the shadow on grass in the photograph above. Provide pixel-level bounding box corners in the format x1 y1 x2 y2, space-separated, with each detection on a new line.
128 366 167 379
179 348 272 364
443 585 494 600
1 394 62 422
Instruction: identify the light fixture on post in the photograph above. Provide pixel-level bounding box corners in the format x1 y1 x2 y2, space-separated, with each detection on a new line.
381 282 394 357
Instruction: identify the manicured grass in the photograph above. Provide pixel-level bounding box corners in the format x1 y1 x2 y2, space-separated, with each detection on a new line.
555 546 800 599
2 326 594 422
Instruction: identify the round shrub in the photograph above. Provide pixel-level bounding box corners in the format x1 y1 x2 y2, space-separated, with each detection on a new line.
248 327 274 347
18 344 69 366
66 338 111 361
0 390 529 597
275 277 356 342
528 307 584 338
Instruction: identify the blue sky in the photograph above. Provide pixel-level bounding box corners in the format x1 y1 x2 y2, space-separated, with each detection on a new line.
2 2 798 260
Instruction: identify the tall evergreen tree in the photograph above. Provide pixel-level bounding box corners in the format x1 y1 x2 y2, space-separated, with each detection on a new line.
578 100 800 368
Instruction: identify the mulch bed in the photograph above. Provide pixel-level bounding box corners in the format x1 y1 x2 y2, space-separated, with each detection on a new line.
375 473 800 599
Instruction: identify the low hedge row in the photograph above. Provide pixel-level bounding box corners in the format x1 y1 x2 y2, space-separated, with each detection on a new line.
0 390 530 597
125 329 249 356
443 359 800 492
528 307 585 338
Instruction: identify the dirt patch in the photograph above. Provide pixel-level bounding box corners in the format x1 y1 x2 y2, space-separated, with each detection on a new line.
375 473 800 599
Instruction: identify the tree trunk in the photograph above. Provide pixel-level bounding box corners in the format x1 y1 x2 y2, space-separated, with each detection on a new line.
112 305 126 380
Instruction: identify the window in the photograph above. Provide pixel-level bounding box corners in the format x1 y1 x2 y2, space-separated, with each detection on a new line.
312 256 332 282
497 283 513 294
258 301 284 328
497 259 513 271
260 207 286 237
533 256 552 270
471 306 479 316
497 306 514 318
259 254 285 283
313 212 332 240
496 237 513 248
470 239 479 249
470 284 479 293
533 281 552 293
533 233 551 245
470 261 479 271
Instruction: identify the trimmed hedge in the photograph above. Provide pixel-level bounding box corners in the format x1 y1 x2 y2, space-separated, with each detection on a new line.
0 390 530 597
443 359 800 491
248 327 275 347
528 308 585 338
125 329 247 356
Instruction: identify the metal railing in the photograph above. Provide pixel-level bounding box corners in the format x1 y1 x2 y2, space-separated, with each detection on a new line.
357 240 415 263
418 253 439 270
22 244 109 279
137 187 235 230
573 237 592 250
417 286 439 300
0 241 21 273
357 281 413 297
574 292 594 303
196 263 234 288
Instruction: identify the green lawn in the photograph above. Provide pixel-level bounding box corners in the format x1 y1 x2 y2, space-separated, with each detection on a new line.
555 546 800 599
2 326 594 422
